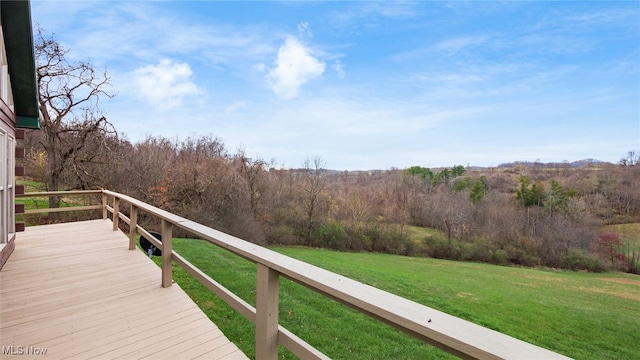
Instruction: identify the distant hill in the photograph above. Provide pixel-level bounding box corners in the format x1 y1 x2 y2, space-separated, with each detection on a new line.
496 159 611 169
291 159 613 173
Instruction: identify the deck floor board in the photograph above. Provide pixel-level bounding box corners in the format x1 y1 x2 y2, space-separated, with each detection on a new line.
0 219 247 360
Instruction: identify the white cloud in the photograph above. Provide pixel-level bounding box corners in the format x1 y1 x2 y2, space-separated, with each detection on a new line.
131 59 200 109
298 22 312 40
266 36 325 100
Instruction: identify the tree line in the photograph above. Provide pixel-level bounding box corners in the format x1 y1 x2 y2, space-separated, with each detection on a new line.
20 30 640 273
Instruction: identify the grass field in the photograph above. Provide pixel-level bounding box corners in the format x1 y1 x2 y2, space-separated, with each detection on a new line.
16 179 53 213
154 238 640 360
404 224 444 241
15 178 101 224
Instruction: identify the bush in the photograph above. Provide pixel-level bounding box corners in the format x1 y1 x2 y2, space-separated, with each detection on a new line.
493 249 509 265
423 235 462 260
561 249 607 272
314 221 348 250
462 240 494 263
459 239 508 266
344 224 419 255
267 225 298 245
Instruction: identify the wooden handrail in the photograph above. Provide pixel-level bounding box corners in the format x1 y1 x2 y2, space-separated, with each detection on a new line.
17 190 103 215
21 190 571 360
16 190 103 197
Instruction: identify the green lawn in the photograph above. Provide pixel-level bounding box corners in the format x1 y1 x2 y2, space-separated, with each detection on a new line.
15 179 48 211
15 179 101 224
16 178 47 192
154 239 640 360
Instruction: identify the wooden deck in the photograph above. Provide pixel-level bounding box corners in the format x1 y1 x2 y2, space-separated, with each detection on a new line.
0 219 248 360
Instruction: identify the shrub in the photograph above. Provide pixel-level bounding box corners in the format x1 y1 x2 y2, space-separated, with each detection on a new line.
267 225 298 245
462 240 494 263
561 249 607 272
506 245 540 267
369 225 412 255
423 235 462 260
493 249 509 265
314 221 348 250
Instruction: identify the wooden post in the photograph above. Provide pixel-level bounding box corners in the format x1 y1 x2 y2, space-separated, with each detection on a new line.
129 205 138 250
256 264 279 360
161 219 173 288
102 193 107 219
112 197 120 231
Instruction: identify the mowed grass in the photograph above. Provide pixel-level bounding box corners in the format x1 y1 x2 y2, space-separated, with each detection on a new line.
151 238 640 360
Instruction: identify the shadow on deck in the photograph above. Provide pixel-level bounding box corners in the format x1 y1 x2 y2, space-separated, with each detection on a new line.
0 219 247 360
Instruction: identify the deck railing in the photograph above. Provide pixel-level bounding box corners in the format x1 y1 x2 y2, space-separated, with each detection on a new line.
17 190 570 360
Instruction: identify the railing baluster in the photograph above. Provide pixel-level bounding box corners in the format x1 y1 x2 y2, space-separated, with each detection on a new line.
129 205 138 250
161 219 173 287
102 192 107 219
112 196 120 231
256 264 279 360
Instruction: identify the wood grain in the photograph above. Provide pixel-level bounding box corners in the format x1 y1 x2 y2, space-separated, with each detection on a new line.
0 219 247 360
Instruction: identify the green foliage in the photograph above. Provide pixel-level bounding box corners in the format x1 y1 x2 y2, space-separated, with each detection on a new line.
453 176 472 192
566 188 579 198
422 234 462 260
516 175 546 207
430 165 466 187
462 239 509 265
453 175 487 204
404 166 433 179
432 168 451 186
469 178 487 204
515 177 581 216
544 179 568 216
451 165 466 177
561 249 606 272
313 220 348 249
355 224 415 255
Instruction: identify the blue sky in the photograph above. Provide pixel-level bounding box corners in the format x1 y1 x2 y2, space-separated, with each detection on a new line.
30 1 639 170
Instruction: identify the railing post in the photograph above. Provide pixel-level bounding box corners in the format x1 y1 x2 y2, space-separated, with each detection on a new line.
129 205 138 250
112 196 120 231
256 263 279 360
102 192 107 219
161 219 173 287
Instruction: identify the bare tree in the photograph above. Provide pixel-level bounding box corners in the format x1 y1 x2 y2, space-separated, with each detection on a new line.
618 150 640 167
30 28 115 214
235 151 273 220
301 156 327 244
